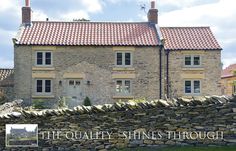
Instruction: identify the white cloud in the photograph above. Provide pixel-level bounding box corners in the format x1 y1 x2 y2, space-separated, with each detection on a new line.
60 10 90 21
138 13 147 21
0 29 16 45
32 9 49 21
0 0 19 12
159 0 200 7
81 0 102 13
0 57 14 68
222 58 236 69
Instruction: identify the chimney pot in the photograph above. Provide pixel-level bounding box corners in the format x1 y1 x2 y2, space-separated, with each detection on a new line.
148 0 158 24
25 0 30 7
22 0 31 25
151 0 155 9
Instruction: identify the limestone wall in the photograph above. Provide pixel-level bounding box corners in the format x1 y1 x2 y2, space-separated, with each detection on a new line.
168 50 221 98
0 96 235 150
14 45 32 105
14 45 160 106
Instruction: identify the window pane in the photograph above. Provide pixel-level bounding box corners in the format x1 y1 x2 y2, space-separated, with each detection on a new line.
124 80 131 94
194 81 200 93
36 80 43 92
69 80 74 86
125 53 131 65
116 80 122 93
194 56 200 65
116 53 123 65
76 81 80 85
185 81 191 93
37 52 43 65
185 56 191 66
45 80 51 93
45 52 51 65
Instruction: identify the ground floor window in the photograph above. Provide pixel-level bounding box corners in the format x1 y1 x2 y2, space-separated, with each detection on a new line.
35 79 52 94
115 80 131 95
184 80 201 95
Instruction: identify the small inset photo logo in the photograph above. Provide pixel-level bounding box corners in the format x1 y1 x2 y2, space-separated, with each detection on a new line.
6 124 38 147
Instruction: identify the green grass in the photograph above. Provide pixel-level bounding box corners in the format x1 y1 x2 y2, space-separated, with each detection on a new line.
112 146 236 151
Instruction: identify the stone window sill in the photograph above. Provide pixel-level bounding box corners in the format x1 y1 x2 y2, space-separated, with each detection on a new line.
112 67 135 71
32 95 55 99
182 67 204 71
32 67 55 71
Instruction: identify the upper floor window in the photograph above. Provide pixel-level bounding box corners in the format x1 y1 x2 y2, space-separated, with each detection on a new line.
184 55 201 67
185 80 201 95
36 79 52 94
36 52 52 66
116 52 132 67
116 80 131 95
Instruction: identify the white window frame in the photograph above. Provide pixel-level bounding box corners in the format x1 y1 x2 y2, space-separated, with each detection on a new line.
184 80 201 95
115 79 132 96
115 51 133 67
184 55 201 67
35 79 53 95
35 51 53 66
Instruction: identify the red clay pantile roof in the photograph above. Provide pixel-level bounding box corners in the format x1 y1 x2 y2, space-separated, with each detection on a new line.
160 27 222 50
0 69 14 87
16 21 160 46
221 64 236 78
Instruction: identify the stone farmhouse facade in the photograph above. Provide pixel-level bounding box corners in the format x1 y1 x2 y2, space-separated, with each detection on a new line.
13 0 222 106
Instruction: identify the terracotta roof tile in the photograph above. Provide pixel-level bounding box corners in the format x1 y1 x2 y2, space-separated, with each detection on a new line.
17 21 160 46
221 64 236 78
160 27 222 50
0 69 14 86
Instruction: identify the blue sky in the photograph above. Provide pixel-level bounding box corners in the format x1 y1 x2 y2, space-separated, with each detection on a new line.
0 0 235 68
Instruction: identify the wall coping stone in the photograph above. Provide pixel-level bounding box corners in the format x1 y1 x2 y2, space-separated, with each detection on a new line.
0 95 235 119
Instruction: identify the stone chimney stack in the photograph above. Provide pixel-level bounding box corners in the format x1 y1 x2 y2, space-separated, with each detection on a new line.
148 0 158 24
22 0 31 25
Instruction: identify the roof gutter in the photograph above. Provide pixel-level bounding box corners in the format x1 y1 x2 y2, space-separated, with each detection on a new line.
166 48 170 98
155 24 164 99
159 44 162 99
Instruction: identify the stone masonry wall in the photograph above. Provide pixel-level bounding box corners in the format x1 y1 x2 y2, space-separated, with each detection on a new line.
0 96 235 150
14 45 160 106
14 45 32 105
168 50 221 98
0 86 14 104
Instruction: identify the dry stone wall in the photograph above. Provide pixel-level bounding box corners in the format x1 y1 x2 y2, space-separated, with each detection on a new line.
0 96 236 150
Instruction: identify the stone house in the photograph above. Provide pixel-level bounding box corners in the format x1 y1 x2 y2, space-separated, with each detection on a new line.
10 127 37 138
161 27 222 98
13 0 222 106
0 69 14 103
10 127 28 137
221 64 236 96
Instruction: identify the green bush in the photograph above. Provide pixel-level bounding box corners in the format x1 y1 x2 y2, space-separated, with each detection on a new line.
32 99 47 109
83 96 91 106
